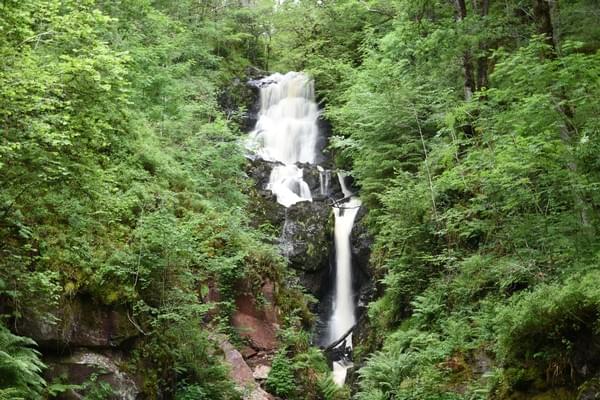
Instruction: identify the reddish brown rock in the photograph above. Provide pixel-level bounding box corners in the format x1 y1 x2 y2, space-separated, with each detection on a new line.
241 346 258 359
232 312 278 351
220 339 254 386
235 281 279 325
218 338 275 400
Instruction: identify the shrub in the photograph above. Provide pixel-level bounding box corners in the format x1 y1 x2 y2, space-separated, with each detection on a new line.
495 271 600 385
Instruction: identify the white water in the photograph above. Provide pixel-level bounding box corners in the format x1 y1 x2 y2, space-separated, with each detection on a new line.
329 172 360 342
318 166 330 196
247 72 320 207
248 72 360 386
330 173 361 385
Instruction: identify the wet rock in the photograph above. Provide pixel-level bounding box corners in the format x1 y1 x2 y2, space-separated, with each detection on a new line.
350 206 374 317
281 201 332 273
298 268 331 298
246 158 281 190
45 351 139 400
296 163 342 201
351 206 373 280
246 159 287 229
18 298 138 350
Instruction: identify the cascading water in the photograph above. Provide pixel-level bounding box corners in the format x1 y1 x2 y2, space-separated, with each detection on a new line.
318 166 331 197
329 173 361 385
248 71 360 386
247 72 319 207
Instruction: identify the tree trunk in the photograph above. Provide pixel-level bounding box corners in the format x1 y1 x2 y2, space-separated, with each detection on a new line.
533 0 556 49
532 0 593 230
455 0 475 101
475 0 490 90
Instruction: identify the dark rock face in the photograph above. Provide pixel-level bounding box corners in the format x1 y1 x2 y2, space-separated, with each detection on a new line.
351 207 374 316
281 200 334 297
246 158 342 202
281 201 332 272
219 66 266 132
245 157 342 297
18 299 138 350
17 298 140 399
45 351 139 400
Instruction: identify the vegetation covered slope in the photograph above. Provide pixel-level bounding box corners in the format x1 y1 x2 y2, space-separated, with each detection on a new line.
265 0 600 399
0 1 301 398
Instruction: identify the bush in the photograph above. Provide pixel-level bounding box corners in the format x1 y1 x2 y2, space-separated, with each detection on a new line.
266 349 296 398
495 271 600 385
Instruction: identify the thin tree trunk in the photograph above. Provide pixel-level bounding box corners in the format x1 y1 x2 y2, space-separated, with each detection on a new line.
455 0 476 136
533 0 592 229
533 0 556 49
475 0 490 90
413 106 437 219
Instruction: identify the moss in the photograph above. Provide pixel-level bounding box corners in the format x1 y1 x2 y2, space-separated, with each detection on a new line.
506 387 575 400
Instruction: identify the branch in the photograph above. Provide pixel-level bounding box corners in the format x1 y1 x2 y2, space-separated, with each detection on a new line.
322 325 354 352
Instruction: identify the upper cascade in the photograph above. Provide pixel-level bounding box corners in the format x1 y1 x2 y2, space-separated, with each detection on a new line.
247 72 321 207
248 72 320 165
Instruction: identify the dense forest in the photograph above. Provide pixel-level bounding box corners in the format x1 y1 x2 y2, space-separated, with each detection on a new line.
1 0 600 399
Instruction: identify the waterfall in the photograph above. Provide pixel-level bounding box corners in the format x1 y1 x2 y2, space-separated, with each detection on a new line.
330 173 361 385
247 72 320 207
248 72 361 386
318 166 330 196
329 173 360 342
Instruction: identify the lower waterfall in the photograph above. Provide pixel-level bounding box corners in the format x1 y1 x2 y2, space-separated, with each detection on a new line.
329 173 361 385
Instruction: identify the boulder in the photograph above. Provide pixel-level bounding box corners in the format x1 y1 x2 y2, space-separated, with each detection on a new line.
219 338 274 400
220 339 255 387
281 201 332 273
253 365 271 380
232 312 278 351
18 298 138 350
45 351 139 400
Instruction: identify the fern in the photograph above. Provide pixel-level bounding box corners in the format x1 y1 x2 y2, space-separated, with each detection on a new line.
0 324 46 399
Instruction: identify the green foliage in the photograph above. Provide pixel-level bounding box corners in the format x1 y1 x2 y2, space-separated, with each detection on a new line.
495 272 600 372
0 0 283 397
266 349 297 397
266 326 349 400
263 0 600 398
0 324 46 400
4 0 600 398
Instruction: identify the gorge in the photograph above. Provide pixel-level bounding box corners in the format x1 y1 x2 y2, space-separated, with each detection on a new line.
246 71 365 385
2 1 599 399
